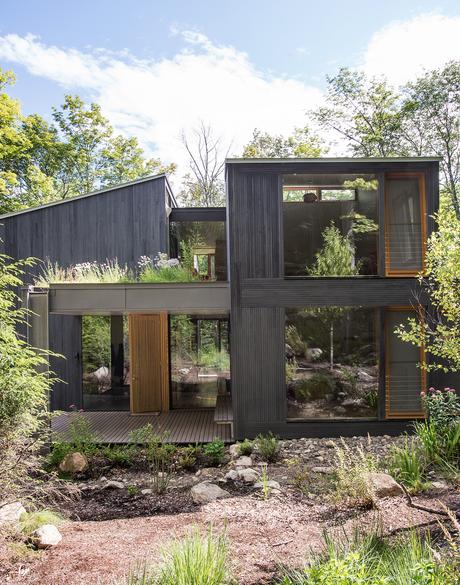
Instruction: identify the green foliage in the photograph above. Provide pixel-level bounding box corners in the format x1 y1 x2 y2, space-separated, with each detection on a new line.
388 439 429 493
47 441 74 468
19 509 63 536
127 528 230 585
100 444 136 468
0 251 57 495
255 432 280 463
285 358 298 384
178 444 202 470
294 373 335 402
236 439 253 456
198 348 230 370
307 222 359 278
286 325 308 358
242 126 325 158
333 440 378 505
81 316 111 372
203 438 226 466
279 529 458 585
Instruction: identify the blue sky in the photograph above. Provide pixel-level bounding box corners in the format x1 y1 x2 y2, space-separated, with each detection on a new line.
2 1 460 174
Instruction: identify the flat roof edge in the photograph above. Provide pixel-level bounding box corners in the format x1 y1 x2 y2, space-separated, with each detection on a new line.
0 173 171 220
226 156 442 164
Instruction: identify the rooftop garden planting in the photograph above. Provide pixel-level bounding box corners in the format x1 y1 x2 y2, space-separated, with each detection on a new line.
34 253 205 286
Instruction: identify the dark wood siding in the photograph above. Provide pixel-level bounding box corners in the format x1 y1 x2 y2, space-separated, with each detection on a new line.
227 160 439 440
1 176 170 410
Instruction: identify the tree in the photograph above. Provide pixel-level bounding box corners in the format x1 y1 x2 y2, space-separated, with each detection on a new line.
0 251 56 495
242 126 325 158
179 123 228 207
396 196 460 372
313 68 404 157
306 223 358 369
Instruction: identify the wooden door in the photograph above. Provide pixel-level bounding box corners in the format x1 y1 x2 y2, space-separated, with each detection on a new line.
129 313 169 413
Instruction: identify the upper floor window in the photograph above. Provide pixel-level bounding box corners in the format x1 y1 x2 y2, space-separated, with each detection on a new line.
283 173 379 277
385 174 425 276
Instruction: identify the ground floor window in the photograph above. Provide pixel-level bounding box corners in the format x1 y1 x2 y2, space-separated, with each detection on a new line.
82 315 130 410
286 307 379 419
170 316 230 409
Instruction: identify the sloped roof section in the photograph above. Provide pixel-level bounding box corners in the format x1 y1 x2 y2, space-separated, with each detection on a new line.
0 173 176 220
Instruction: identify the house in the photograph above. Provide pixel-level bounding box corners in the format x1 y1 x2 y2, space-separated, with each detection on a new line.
0 157 452 442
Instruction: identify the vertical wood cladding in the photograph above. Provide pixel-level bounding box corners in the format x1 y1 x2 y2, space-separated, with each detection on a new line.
1 176 170 411
227 161 440 440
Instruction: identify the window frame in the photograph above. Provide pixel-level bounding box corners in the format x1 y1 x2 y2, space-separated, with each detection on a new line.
384 172 426 277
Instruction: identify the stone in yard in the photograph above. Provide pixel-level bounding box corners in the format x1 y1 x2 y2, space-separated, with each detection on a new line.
238 468 259 483
229 444 240 458
311 466 334 474
253 480 281 490
31 524 62 549
103 480 125 490
141 488 152 495
324 440 336 449
0 502 26 525
224 470 239 481
59 452 88 474
234 456 252 468
364 473 403 498
191 482 229 504
431 480 449 491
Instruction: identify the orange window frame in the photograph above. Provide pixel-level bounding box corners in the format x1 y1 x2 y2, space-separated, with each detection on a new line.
384 173 427 277
384 306 426 419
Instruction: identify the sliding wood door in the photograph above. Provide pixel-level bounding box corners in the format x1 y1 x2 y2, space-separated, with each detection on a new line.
129 313 169 413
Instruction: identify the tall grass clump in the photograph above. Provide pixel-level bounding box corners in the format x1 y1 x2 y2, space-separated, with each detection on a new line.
333 439 378 505
36 258 130 285
278 528 458 585
126 529 231 585
388 438 429 493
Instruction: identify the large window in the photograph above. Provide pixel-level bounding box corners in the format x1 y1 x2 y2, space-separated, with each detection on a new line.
170 315 230 409
82 315 130 410
385 174 425 275
283 174 379 277
285 307 379 419
170 221 227 281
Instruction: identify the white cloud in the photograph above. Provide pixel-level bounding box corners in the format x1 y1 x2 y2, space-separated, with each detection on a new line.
0 32 322 182
362 13 460 86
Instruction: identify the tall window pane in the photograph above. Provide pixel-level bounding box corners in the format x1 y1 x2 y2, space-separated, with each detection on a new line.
286 307 379 419
385 175 424 274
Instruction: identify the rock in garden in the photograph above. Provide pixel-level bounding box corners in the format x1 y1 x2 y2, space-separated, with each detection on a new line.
31 524 62 549
191 482 229 504
234 456 252 467
0 502 26 525
324 440 336 449
431 480 449 491
141 488 152 495
103 480 125 490
238 468 259 483
253 480 281 490
364 473 403 498
229 444 240 458
59 452 88 474
224 470 239 481
311 466 334 474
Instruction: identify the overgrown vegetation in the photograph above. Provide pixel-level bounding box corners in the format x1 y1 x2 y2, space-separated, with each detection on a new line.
255 432 280 463
333 439 378 505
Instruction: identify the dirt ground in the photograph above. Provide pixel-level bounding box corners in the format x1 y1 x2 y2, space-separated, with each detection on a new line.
2 490 458 585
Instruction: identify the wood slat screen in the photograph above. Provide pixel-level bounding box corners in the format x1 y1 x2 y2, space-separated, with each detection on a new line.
385 308 425 418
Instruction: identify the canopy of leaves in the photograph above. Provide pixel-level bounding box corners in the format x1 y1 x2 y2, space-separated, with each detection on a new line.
242 126 325 158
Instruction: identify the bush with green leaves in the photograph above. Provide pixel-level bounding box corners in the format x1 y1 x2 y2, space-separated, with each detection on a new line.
256 432 280 463
0 252 58 497
178 444 202 470
388 438 429 493
278 529 458 585
236 439 253 456
203 438 226 466
294 373 335 402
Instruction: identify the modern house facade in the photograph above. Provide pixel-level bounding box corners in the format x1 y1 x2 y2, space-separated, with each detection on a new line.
0 157 451 441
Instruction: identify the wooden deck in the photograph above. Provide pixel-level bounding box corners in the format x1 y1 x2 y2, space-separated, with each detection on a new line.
52 410 233 444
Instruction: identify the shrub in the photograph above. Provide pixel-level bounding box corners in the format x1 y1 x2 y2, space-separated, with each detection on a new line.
422 386 460 432
256 432 280 463
203 438 225 466
333 439 378 505
178 444 202 470
294 373 335 402
47 441 74 468
388 438 428 493
236 439 253 456
286 325 308 358
19 509 63 536
101 444 136 468
278 529 457 585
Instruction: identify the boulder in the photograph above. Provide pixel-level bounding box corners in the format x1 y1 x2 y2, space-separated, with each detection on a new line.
224 470 239 481
191 482 229 504
306 348 322 361
59 452 88 474
103 480 125 490
141 488 153 495
0 502 26 525
238 468 259 483
31 524 62 549
228 444 240 458
364 472 403 498
234 456 252 468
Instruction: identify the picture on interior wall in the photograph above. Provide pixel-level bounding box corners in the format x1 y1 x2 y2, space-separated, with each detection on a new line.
285 307 379 419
